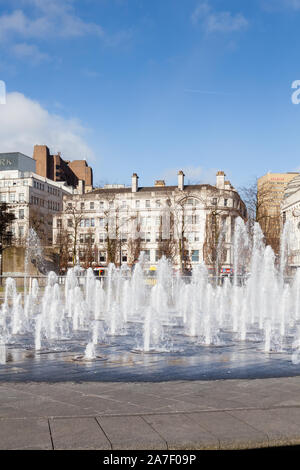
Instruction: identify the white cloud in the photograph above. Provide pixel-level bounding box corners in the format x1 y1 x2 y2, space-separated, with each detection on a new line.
0 4 104 41
191 1 248 33
11 42 49 63
0 91 96 162
162 166 218 185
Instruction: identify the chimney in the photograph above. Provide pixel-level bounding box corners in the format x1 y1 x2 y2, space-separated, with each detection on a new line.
132 173 138 193
77 179 85 194
154 180 165 187
216 171 225 189
178 170 185 191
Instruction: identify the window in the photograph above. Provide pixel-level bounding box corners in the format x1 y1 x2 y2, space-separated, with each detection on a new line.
144 250 150 261
90 218 95 227
67 219 73 227
212 198 217 205
122 252 127 263
191 250 199 262
90 202 94 210
81 202 85 210
9 193 15 202
135 200 140 208
99 251 106 263
19 226 24 238
57 219 62 229
99 233 106 243
99 217 105 227
145 200 150 208
99 201 104 209
0 193 6 202
19 209 24 220
155 200 161 208
19 193 24 203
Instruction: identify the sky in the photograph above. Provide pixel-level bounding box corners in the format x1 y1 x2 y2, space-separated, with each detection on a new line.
1 0 300 189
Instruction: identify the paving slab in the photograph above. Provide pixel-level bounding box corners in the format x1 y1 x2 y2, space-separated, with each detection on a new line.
1 378 300 449
97 415 168 450
0 418 52 450
143 413 219 450
228 408 300 447
49 417 111 450
188 411 269 449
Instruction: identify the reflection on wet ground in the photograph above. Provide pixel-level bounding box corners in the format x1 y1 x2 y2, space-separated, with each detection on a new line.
1 328 300 382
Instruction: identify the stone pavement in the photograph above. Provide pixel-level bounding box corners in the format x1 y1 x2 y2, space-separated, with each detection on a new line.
1 376 300 449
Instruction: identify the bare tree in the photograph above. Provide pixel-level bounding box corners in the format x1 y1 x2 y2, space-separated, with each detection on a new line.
56 227 70 273
65 203 84 265
239 178 281 254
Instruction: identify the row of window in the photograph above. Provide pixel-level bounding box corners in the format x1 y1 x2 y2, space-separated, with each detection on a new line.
63 231 202 245
0 192 25 203
33 180 60 196
0 179 29 187
62 214 202 229
67 197 238 211
30 196 60 211
77 249 202 264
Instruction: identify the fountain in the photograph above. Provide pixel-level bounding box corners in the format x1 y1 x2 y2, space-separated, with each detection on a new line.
2 217 300 382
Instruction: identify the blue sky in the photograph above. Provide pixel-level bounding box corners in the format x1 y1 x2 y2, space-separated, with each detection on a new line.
1 0 300 189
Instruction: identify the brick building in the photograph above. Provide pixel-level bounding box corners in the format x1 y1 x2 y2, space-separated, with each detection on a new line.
33 145 93 191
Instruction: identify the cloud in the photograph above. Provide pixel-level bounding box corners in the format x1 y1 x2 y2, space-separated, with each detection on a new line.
262 0 300 10
11 42 49 64
0 91 96 162
191 1 248 33
162 166 218 185
0 3 104 41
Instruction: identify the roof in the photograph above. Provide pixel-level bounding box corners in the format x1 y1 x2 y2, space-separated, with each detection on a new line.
90 184 218 195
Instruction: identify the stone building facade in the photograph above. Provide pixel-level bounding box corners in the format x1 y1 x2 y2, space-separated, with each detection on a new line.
53 171 247 272
0 152 74 245
257 172 299 254
281 174 300 269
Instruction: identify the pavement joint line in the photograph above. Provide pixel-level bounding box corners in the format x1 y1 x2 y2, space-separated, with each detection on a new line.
4 404 300 421
224 410 270 447
94 416 113 450
47 418 54 450
140 415 169 450
4 405 300 420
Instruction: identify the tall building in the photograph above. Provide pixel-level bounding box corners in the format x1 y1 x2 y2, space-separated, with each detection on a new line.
53 170 247 272
257 172 299 253
33 145 93 191
0 152 74 245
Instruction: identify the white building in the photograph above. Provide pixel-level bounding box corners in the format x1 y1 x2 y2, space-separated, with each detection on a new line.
53 170 247 272
281 173 300 268
0 152 74 245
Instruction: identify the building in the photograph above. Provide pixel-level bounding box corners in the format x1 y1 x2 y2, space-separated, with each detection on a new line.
53 170 247 272
281 174 300 269
0 152 74 245
33 145 93 191
257 172 299 253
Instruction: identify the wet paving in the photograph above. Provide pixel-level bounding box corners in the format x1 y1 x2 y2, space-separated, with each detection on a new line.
1 328 300 382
